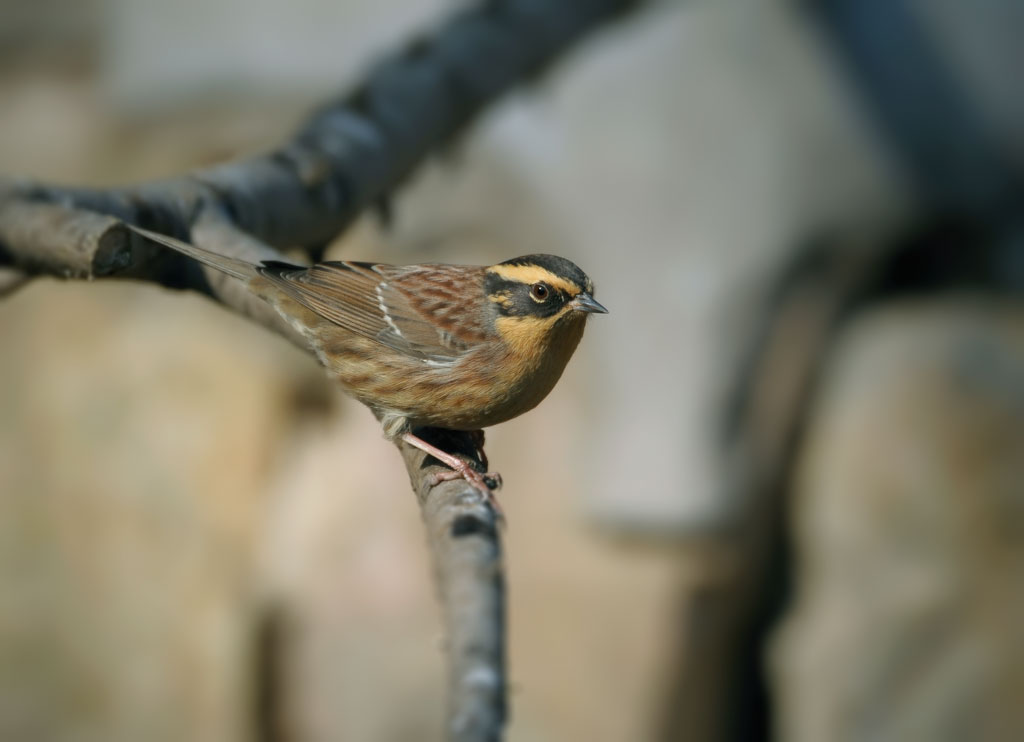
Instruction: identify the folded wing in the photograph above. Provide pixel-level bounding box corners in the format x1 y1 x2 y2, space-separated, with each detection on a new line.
258 260 488 364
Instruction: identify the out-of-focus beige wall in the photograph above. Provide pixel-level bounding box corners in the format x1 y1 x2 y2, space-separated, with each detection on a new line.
100 0 449 107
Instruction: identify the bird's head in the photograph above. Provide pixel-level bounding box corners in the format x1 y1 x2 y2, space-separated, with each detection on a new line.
484 254 607 352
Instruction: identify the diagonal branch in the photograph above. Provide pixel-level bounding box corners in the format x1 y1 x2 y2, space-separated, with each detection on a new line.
400 429 506 742
1 0 640 265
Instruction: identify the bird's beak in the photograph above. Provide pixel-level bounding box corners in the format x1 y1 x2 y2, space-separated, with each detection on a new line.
571 292 609 314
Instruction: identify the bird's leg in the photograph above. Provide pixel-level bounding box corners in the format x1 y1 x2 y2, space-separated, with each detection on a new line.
401 432 504 518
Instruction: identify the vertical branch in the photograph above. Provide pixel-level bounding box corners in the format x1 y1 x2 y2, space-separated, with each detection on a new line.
399 430 506 742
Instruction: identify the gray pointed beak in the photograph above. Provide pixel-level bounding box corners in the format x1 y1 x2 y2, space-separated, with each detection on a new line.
571 292 609 314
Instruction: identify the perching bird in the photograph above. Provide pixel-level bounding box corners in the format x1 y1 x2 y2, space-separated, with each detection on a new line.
131 226 606 515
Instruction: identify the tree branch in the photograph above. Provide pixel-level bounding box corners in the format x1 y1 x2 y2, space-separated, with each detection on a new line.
400 429 505 742
0 2 642 739
0 209 507 741
0 198 140 278
1 0 639 262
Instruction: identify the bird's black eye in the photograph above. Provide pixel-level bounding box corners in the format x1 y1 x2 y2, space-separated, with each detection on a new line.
529 282 550 302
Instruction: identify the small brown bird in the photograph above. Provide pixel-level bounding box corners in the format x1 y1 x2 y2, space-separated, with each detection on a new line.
132 227 606 513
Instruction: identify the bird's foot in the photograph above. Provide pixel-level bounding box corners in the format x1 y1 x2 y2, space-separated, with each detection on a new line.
426 467 504 519
402 432 504 520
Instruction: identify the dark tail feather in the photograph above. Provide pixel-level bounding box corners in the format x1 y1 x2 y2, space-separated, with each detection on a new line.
129 225 259 281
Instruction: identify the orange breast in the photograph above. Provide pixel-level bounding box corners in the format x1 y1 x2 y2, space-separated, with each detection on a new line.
303 308 588 434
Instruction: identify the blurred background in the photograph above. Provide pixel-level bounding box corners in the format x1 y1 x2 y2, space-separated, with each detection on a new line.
1 0 1022 740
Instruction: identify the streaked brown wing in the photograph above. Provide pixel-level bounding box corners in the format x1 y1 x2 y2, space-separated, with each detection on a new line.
257 260 488 363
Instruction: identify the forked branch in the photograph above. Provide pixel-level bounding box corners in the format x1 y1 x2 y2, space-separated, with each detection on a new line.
0 1 642 739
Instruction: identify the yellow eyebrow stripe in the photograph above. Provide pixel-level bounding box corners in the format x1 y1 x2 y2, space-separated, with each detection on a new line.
486 264 580 295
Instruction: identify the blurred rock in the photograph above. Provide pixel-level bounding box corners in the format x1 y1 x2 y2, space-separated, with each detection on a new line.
0 280 318 742
771 298 1024 742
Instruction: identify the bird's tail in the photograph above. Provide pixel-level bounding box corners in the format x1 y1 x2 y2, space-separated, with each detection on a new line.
129 225 258 281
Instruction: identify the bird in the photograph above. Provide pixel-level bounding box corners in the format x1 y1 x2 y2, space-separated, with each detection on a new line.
130 226 607 516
